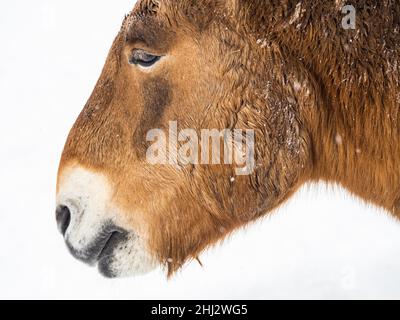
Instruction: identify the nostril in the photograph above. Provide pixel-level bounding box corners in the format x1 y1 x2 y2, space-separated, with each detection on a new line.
56 205 71 236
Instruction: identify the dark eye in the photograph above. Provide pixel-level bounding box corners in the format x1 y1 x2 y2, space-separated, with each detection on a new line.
129 49 161 68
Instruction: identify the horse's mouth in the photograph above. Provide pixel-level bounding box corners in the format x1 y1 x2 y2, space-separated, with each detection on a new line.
66 226 128 277
96 231 129 278
97 231 125 261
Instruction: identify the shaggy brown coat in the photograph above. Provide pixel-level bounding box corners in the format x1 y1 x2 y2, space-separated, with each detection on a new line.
58 0 400 275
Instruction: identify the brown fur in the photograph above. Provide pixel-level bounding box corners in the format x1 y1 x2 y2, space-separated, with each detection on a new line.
58 0 400 275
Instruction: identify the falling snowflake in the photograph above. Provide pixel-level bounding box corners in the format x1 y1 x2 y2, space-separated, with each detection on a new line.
256 38 268 48
293 81 302 92
335 134 343 145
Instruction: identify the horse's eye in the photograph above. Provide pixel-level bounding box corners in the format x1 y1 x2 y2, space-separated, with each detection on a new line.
129 49 161 68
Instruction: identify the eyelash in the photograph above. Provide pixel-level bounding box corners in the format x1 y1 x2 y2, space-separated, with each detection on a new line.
129 49 161 68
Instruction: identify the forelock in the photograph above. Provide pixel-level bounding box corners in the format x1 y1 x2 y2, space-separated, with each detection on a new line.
129 0 230 31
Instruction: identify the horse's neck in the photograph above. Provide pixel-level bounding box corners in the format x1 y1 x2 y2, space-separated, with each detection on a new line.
272 2 400 215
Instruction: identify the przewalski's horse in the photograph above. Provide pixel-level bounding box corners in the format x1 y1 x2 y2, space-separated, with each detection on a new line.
56 0 400 278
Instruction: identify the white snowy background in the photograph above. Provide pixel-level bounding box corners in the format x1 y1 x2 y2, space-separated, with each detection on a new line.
1 0 400 300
